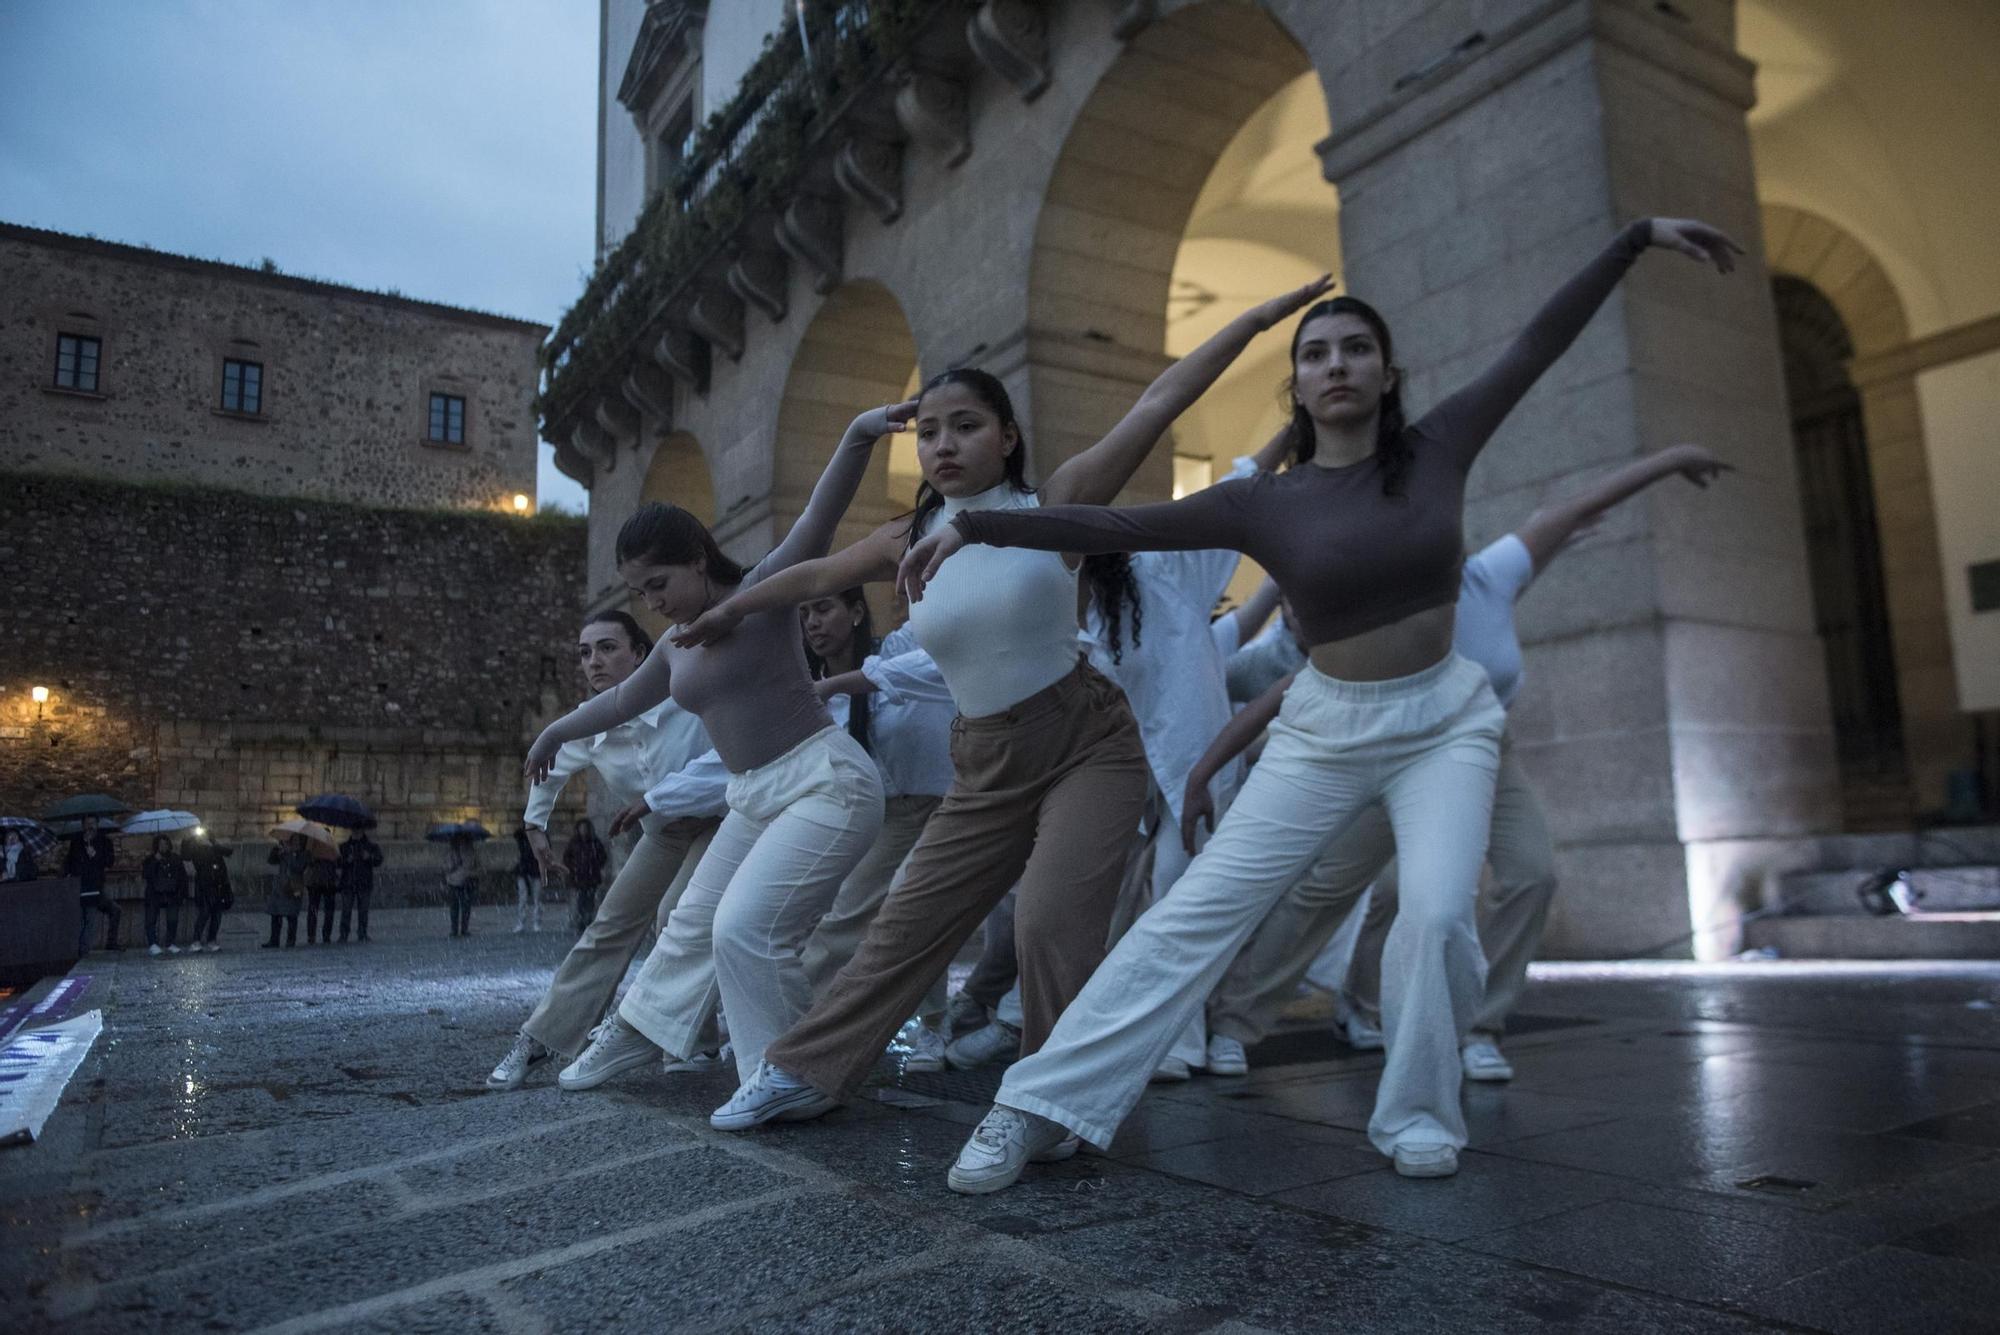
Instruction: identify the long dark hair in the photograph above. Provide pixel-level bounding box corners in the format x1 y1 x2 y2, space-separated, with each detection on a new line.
581 608 654 659
804 587 876 755
1082 554 1143 665
1282 296 1411 496
903 368 1033 553
150 834 173 858
616 503 748 584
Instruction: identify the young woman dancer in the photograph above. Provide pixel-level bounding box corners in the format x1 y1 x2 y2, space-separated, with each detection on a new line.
903 215 1741 1189
525 402 907 1088
486 610 723 1091
1200 441 1730 1080
795 589 960 1069
668 277 1333 1133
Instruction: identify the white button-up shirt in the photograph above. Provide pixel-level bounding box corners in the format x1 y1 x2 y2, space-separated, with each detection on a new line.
526 698 722 831
834 626 955 799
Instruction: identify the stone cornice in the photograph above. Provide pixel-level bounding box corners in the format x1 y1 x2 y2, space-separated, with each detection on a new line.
618 0 707 116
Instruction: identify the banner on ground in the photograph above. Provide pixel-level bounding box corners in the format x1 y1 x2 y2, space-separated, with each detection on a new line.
0 1009 103 1146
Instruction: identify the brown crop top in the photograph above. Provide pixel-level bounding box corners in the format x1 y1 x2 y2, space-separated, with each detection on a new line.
954 221 1651 647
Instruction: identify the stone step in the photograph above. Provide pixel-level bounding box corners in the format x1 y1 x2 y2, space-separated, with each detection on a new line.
1744 914 2000 960
1775 865 2000 917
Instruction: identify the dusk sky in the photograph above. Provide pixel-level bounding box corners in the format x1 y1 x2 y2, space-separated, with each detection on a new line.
0 0 599 512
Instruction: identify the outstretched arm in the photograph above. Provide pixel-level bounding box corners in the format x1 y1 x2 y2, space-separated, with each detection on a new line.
1180 673 1292 854
671 519 905 648
1426 218 1743 468
1041 277 1333 508
1514 442 1730 570
762 400 917 572
523 644 673 782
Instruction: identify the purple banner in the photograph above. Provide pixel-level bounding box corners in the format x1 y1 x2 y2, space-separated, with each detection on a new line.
0 975 92 1043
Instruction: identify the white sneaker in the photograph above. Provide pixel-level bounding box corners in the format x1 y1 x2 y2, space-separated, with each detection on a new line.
947 1105 1078 1195
1461 1037 1514 1082
209 942 222 952
1393 1143 1460 1178
557 1016 661 1091
709 1061 836 1131
148 944 163 956
1150 1056 1192 1083
945 1020 1020 1071
486 1033 550 1091
166 944 182 955
662 1048 723 1075
1205 1034 1249 1077
512 923 526 934
901 1022 948 1073
943 992 988 1038
1345 1013 1385 1051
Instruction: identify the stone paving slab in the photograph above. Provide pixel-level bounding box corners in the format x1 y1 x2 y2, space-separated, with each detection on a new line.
3 909 1998 1331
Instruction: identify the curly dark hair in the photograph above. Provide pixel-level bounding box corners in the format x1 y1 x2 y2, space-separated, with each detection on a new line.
902 367 1033 551
1082 553 1143 665
1281 296 1411 497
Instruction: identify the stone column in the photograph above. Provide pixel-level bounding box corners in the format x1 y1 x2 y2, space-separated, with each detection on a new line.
1314 0 1840 958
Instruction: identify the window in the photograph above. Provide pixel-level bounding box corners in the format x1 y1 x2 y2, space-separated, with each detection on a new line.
221 358 263 414
428 392 467 444
55 333 101 392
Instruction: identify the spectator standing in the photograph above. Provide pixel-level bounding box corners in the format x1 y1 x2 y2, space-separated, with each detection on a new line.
66 815 122 954
562 819 608 933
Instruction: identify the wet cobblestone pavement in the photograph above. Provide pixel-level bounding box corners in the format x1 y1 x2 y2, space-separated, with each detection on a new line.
5 909 1999 1332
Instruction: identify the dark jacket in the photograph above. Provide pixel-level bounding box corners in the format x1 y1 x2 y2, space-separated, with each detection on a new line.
514 829 540 880
266 846 310 914
65 832 115 896
564 835 608 890
184 843 232 899
141 853 189 901
304 856 338 894
337 836 383 895
4 846 38 883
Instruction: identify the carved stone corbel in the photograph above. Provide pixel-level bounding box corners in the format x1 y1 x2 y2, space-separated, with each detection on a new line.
623 361 676 421
727 248 790 322
594 389 640 442
968 0 1049 100
552 437 594 489
688 288 746 362
834 137 905 223
776 195 845 294
652 325 709 392
1112 0 1156 40
894 72 971 167
571 420 617 473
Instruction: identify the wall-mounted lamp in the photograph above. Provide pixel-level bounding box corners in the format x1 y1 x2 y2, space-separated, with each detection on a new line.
31 685 50 717
512 493 530 515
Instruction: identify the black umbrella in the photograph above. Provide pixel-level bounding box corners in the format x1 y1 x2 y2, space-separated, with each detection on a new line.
42 793 134 823
297 793 378 830
425 820 492 843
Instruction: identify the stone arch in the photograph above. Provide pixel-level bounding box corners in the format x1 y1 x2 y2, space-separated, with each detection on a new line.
1762 202 1962 816
625 429 719 638
1025 0 1319 499
770 278 919 625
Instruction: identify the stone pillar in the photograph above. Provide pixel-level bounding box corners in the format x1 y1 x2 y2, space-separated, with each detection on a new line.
1316 0 1840 958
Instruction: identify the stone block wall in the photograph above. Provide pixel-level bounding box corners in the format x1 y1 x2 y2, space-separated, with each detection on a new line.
0 223 544 513
0 472 591 848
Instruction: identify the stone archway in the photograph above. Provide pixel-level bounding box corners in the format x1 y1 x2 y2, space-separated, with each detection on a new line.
1024 0 1319 501
1764 203 1962 817
627 430 718 639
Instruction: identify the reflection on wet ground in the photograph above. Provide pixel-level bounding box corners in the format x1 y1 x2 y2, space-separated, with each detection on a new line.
3 909 1998 1332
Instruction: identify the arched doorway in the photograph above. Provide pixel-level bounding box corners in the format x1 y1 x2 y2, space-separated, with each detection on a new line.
1773 274 1908 823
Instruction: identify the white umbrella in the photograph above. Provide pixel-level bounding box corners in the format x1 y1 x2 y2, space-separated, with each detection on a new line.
116 809 203 837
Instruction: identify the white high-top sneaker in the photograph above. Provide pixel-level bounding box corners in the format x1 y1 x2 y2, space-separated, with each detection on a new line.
557 1016 661 1091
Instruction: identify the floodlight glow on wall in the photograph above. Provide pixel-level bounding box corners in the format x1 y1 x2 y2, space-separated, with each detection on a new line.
512 494 530 514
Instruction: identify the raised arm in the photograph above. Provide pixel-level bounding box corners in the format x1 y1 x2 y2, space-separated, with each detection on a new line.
1040 277 1333 508
1424 218 1742 467
763 400 917 572
1513 442 1729 570
899 478 1255 603
1180 673 1292 853
672 519 905 649
523 645 672 782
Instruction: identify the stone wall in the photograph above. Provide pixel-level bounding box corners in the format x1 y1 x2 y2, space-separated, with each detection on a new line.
0 472 592 848
0 223 544 513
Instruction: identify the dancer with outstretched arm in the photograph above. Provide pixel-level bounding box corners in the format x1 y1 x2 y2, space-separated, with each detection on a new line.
525 402 909 1088
902 216 1741 1189
668 277 1334 1135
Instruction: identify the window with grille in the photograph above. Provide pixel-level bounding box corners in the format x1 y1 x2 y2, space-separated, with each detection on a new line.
222 358 263 414
55 333 101 391
428 392 466 444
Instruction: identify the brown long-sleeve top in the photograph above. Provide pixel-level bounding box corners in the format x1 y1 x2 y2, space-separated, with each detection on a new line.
955 222 1652 647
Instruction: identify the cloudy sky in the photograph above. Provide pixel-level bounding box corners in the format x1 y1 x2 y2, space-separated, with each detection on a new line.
0 0 598 512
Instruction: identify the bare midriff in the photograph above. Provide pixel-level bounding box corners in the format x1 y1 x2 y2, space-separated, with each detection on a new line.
1307 601 1457 682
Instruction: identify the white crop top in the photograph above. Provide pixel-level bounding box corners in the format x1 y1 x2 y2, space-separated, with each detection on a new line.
907 485 1082 718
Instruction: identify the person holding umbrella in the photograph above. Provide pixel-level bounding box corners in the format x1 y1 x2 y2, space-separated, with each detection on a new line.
266 832 313 947
512 824 543 934
184 831 231 952
441 826 483 937
4 827 41 882
140 834 190 955
65 814 122 953
337 827 383 943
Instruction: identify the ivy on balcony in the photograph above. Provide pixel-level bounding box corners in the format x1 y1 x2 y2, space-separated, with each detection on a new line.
538 0 945 440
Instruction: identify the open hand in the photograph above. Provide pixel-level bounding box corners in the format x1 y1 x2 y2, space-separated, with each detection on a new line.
897 525 967 604
671 600 743 649
523 731 562 785
608 798 650 838
527 827 555 882
1646 218 1744 275
851 398 920 442
1247 274 1337 331
1180 777 1215 857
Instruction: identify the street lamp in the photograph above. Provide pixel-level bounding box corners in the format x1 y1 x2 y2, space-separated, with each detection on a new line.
512 493 530 515
31 685 49 717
